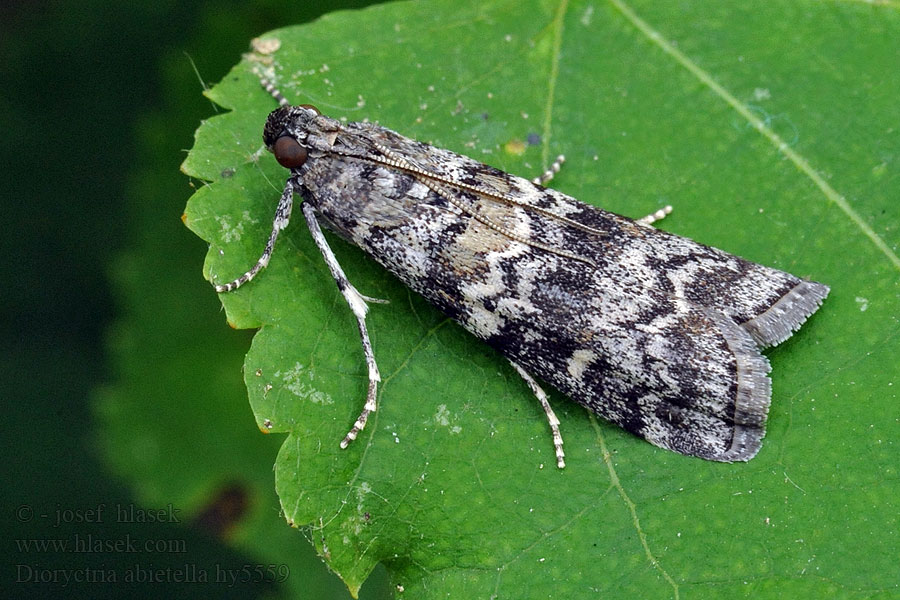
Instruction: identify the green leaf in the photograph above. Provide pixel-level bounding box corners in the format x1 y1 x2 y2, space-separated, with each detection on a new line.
94 5 393 597
182 1 900 598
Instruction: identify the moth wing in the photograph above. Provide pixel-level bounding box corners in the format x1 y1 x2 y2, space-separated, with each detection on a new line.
326 122 826 460
479 264 773 461
387 134 829 349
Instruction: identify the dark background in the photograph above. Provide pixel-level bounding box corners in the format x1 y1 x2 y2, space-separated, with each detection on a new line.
1 1 390 597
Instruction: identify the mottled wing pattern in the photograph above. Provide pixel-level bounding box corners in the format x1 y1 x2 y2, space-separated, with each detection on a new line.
350 121 829 348
294 117 828 461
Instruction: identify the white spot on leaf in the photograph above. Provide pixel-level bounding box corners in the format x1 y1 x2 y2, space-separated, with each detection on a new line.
216 210 258 243
580 5 594 25
274 362 333 404
434 404 462 434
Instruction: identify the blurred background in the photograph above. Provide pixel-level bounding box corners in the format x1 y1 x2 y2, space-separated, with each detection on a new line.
1 1 392 597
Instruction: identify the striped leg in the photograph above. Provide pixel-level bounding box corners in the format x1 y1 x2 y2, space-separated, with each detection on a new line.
528 154 672 227
301 203 381 449
509 360 565 469
531 154 566 186
214 180 295 292
637 205 673 226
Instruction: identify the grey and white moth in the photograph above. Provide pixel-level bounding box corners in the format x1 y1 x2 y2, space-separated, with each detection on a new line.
212 75 828 468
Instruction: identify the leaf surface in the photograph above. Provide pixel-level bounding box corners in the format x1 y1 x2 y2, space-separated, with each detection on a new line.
183 1 900 597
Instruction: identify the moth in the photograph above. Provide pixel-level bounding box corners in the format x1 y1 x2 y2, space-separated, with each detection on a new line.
212 75 829 468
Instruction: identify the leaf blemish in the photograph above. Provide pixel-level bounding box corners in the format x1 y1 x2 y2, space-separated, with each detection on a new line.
580 5 594 26
215 210 258 243
752 87 771 101
275 362 333 404
434 404 462 434
350 482 373 534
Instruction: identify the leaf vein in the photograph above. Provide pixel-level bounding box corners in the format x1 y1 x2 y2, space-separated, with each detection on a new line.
538 0 569 168
592 416 681 600
609 0 900 271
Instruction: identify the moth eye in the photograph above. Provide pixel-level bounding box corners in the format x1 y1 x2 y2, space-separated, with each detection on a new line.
299 104 321 115
273 136 308 168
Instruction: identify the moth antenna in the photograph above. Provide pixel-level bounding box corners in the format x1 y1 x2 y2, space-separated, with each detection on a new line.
248 63 290 107
358 143 598 267
368 143 606 238
258 74 290 107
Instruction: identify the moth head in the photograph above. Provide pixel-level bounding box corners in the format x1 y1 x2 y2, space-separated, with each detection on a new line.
263 104 321 169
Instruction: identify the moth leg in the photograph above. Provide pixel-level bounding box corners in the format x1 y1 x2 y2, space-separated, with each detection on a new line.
509 360 565 469
301 203 381 449
527 153 670 226
531 154 566 186
637 205 673 226
215 180 295 292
